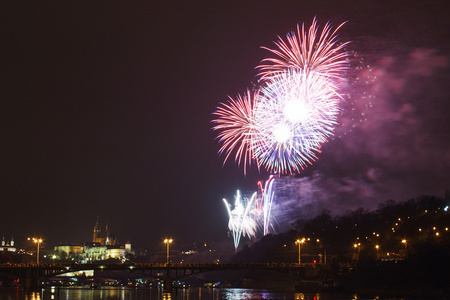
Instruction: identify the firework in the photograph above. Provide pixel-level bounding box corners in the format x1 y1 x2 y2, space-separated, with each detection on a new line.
258 17 349 81
252 70 340 174
212 90 259 175
223 190 258 250
257 175 276 235
213 18 349 174
223 176 278 250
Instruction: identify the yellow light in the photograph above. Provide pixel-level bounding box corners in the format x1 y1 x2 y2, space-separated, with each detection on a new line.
296 238 305 244
375 245 379 249
436 232 439 236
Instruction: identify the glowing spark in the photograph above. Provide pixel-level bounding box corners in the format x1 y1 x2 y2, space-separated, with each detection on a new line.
212 90 259 175
258 17 349 81
252 70 340 174
258 175 276 235
223 190 258 250
213 18 349 174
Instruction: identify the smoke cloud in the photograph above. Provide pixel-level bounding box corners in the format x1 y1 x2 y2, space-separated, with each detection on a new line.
271 46 449 231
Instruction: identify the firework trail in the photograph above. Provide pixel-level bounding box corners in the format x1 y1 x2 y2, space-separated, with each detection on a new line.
213 18 349 175
257 175 276 235
258 17 349 81
223 176 278 249
252 70 341 174
213 90 259 175
223 190 258 250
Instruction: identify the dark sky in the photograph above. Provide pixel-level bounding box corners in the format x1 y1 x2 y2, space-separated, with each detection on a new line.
0 1 449 250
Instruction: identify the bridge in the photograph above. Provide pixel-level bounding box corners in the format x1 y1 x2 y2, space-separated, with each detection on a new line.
0 263 305 289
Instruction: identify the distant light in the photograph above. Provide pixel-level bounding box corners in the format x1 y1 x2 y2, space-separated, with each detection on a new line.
444 206 448 212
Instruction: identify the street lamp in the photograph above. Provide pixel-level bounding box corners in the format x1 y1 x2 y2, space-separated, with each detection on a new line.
353 243 361 261
28 237 43 266
402 239 407 249
295 238 305 265
164 238 173 264
375 244 379 259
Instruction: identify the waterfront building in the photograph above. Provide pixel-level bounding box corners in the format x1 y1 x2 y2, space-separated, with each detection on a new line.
0 237 16 252
54 243 83 256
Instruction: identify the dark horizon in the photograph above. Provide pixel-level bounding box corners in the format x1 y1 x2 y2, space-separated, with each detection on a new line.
0 1 449 250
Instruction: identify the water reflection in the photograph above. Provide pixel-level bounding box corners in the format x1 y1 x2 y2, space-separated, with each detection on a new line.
0 287 399 300
295 292 305 300
221 288 284 299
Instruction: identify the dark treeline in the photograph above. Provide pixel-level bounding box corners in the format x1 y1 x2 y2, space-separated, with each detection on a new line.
231 193 450 290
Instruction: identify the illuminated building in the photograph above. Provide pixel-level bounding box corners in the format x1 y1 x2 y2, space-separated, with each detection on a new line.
92 217 118 246
54 243 83 256
0 237 16 252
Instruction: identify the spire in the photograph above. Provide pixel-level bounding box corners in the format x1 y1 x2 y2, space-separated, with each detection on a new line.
93 216 101 243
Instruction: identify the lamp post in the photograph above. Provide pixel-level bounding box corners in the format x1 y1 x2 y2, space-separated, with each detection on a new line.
375 244 379 259
164 238 173 264
295 238 305 265
353 243 361 261
402 239 407 249
28 237 43 266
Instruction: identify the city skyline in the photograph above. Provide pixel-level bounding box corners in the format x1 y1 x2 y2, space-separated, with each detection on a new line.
0 1 449 249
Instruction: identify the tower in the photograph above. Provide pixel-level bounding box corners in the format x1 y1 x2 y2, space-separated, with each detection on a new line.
93 216 102 244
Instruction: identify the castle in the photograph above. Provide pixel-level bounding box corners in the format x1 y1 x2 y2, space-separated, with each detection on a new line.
92 217 118 246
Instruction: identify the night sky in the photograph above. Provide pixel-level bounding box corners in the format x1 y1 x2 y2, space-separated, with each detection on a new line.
0 1 449 250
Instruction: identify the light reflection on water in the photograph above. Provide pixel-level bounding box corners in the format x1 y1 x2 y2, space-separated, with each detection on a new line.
0 287 411 300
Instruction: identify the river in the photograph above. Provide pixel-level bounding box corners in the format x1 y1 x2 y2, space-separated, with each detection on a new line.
0 286 439 300
0 287 353 300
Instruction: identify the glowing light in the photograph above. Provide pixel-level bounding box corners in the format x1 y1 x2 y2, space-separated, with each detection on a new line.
258 17 349 81
223 176 277 249
213 18 349 174
258 175 276 235
223 190 258 250
212 90 258 175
